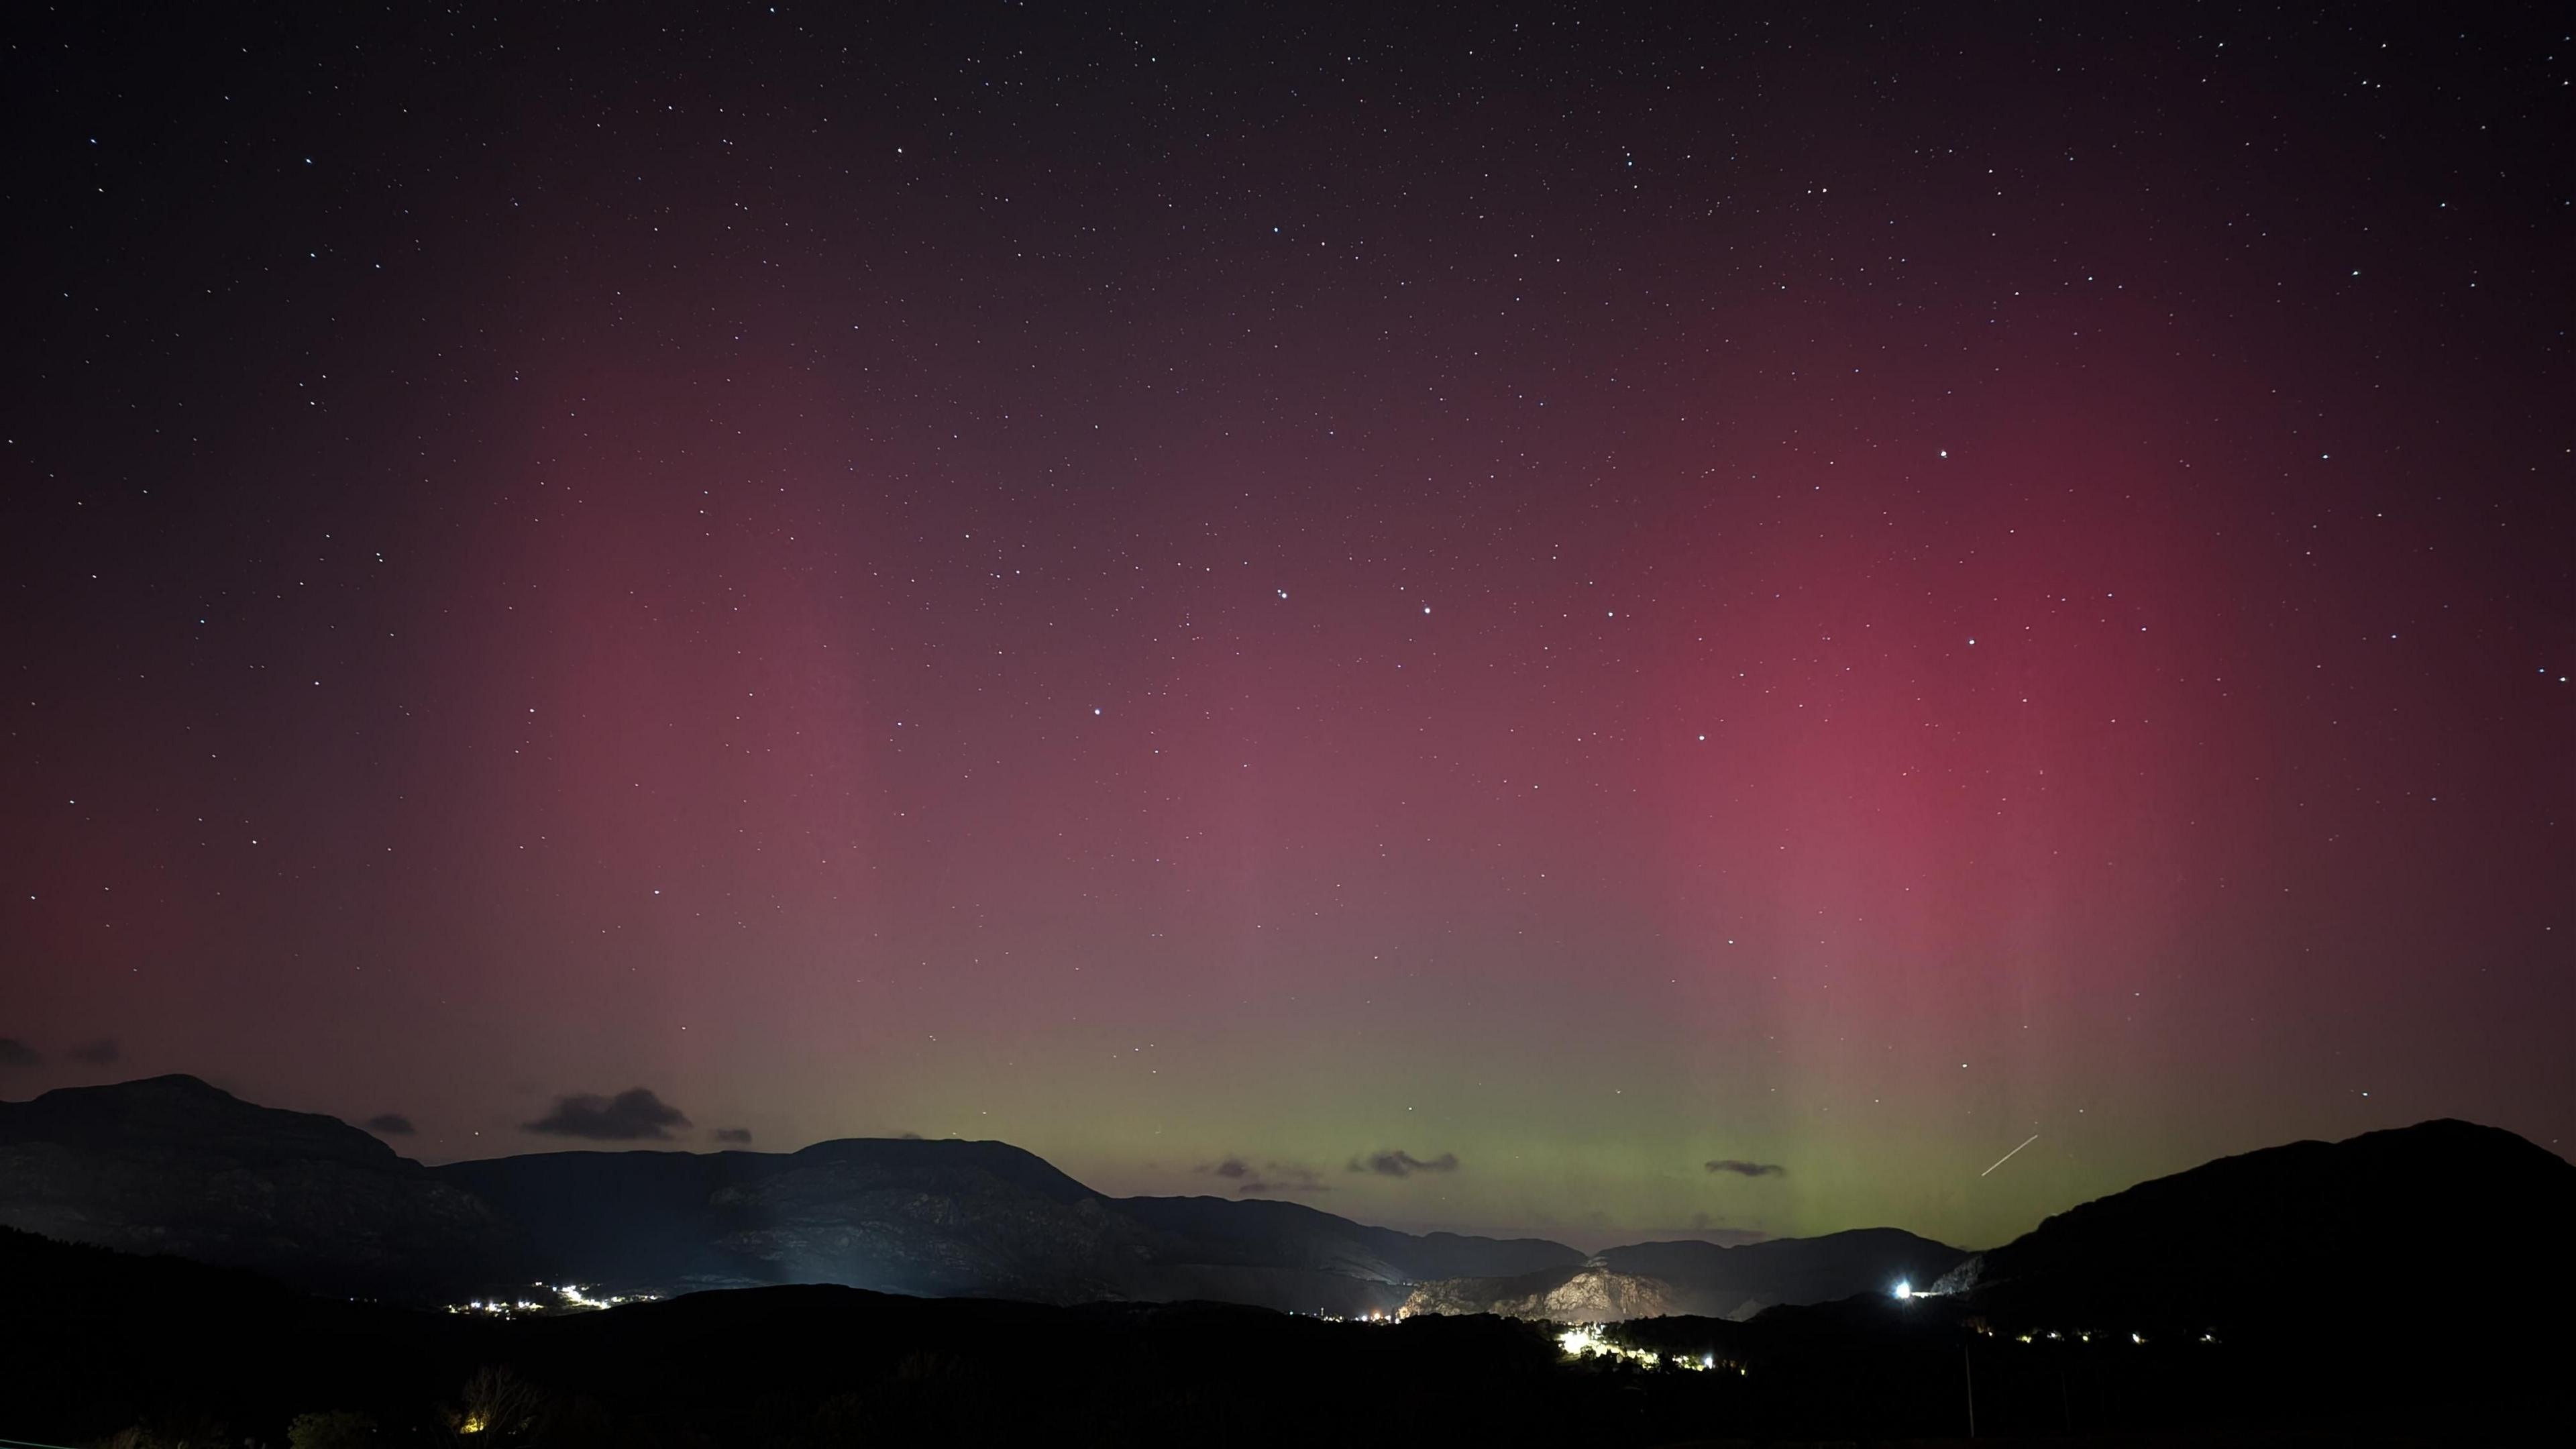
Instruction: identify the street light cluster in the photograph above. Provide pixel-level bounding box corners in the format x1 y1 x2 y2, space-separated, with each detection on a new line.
444 1282 659 1318
1556 1325 1733 1374
1898 1282 2222 1351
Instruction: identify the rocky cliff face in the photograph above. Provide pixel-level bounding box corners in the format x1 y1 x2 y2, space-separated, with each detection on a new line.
1400 1263 1684 1321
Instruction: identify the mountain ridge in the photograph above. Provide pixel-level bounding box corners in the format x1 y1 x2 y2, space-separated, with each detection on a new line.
16 1075 2562 1332
0 1073 508 1296
1937 1116 2575 1329
0 1075 1601 1310
1401 1228 1970 1322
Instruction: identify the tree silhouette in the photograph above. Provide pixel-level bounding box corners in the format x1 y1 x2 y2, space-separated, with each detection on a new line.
447 1364 545 1444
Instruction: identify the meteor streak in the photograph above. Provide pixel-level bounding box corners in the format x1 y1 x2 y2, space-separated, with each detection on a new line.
1981 1134 2041 1178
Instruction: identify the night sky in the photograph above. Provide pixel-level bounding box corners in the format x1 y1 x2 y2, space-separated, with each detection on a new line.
4 3 2569 1251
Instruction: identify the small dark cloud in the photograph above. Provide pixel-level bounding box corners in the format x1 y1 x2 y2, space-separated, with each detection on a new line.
1245 1163 1328 1195
68 1038 120 1067
523 1087 690 1141
0 1038 40 1068
1350 1149 1460 1179
713 1126 754 1144
894 1130 924 1140
1201 1155 1326 1193
1705 1159 1787 1178
364 1112 417 1136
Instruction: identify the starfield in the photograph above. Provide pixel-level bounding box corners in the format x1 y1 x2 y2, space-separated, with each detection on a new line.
2 3 2568 1446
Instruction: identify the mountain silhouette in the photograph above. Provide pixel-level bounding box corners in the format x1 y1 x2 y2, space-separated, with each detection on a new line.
11 1076 2563 1341
0 1073 506 1296
0 1075 1585 1311
1597 1228 1970 1318
1941 1118 2575 1330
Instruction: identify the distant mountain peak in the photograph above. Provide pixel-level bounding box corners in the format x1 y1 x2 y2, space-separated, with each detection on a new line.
40 1071 237 1101
0 1074 502 1297
2 1071 400 1164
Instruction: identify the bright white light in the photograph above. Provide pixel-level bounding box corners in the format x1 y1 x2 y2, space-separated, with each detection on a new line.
1557 1326 1660 1368
1894 1280 1912 1300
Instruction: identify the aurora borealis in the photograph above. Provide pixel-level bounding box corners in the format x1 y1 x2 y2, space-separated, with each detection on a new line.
3 3 2568 1251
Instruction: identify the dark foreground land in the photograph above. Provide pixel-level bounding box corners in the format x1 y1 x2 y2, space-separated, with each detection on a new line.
1 1225 2559 1449
7 1113 2569 1446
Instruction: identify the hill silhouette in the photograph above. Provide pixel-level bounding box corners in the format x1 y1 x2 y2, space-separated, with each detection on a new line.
433 1137 1159 1301
1599 1227 1968 1318
1941 1118 2576 1331
0 1074 506 1297
0 1076 1603 1314
21 1074 2570 1351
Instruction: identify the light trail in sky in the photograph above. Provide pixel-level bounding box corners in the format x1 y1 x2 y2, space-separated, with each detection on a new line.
1981 1134 2041 1178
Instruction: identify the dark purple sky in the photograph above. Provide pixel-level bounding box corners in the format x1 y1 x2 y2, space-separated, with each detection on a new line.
3 3 2567 1248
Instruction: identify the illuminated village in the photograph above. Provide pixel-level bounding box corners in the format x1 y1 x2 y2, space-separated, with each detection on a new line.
444 1283 659 1319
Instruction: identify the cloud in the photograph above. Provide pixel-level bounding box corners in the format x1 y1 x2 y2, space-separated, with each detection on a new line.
523 1087 691 1140
713 1126 754 1144
0 1038 39 1067
364 1112 417 1136
1242 1163 1328 1195
1350 1149 1460 1179
894 1130 925 1140
1705 1159 1787 1178
1201 1156 1328 1194
68 1038 120 1067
